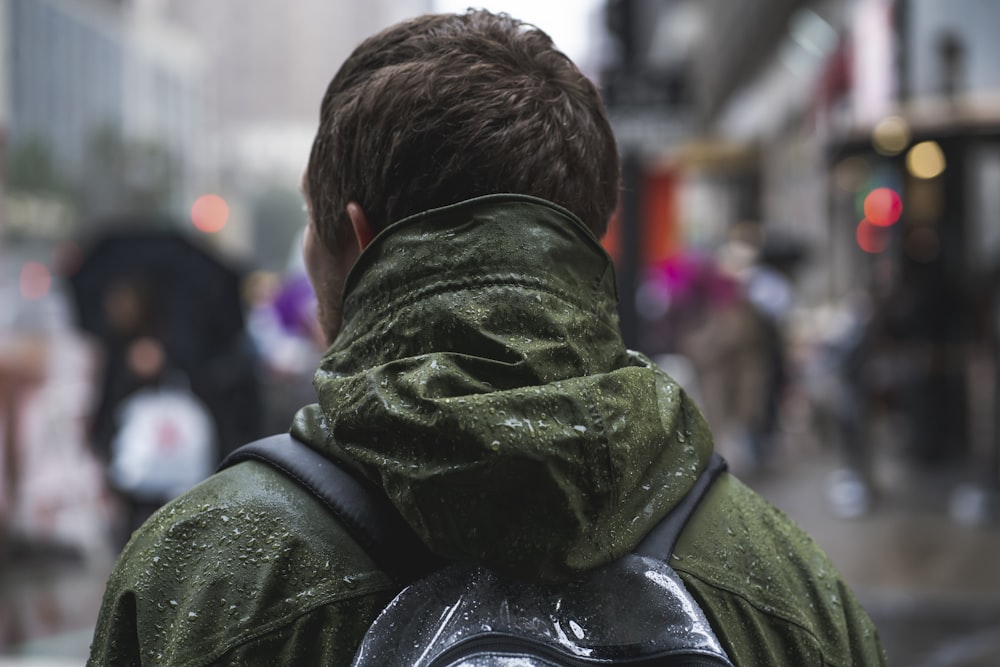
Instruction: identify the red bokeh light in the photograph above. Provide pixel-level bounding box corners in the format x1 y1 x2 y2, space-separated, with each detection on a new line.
863 187 902 227
856 219 889 254
191 194 230 233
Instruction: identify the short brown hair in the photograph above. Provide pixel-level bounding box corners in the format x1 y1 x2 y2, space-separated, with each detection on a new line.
306 10 620 247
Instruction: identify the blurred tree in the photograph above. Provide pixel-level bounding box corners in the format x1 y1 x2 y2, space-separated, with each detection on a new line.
4 137 76 240
6 136 71 196
77 125 179 225
5 126 181 239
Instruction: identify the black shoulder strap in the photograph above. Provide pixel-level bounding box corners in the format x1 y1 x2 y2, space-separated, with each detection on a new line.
221 434 726 577
218 433 441 580
634 452 728 560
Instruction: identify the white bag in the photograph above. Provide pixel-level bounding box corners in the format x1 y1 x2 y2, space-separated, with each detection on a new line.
109 385 216 501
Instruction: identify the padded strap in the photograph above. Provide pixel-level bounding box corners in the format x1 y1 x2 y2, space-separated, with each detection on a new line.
219 433 441 580
221 434 725 577
634 452 727 560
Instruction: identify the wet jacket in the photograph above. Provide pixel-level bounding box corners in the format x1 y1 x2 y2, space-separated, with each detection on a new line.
88 195 886 666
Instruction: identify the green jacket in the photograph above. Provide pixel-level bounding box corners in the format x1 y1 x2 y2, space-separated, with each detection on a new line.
88 195 886 666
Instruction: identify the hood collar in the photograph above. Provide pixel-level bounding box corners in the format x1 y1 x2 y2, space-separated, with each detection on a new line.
299 195 715 582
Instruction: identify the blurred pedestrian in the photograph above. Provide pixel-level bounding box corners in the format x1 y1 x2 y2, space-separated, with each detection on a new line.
70 229 265 546
808 290 882 518
89 10 885 666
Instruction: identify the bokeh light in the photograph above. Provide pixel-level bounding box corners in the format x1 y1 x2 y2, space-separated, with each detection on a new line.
856 219 889 254
863 187 903 227
191 194 230 233
871 115 910 156
906 141 946 179
20 262 52 300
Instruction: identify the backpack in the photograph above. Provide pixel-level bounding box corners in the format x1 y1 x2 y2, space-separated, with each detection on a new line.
221 434 733 667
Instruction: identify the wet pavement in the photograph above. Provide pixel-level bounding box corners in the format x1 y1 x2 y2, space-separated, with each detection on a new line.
747 439 1000 667
1 327 999 664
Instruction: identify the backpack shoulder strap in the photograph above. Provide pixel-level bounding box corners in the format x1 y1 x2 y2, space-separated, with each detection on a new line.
218 433 440 580
634 452 727 560
220 434 725 575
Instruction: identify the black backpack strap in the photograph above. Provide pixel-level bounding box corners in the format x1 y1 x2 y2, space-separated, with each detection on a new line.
221 435 724 576
218 433 441 580
634 452 727 560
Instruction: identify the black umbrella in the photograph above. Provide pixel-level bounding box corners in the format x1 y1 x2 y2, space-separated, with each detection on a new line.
68 227 246 371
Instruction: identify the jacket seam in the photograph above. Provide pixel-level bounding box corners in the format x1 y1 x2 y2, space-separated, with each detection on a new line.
579 381 616 549
184 580 394 667
674 567 839 667
351 276 616 331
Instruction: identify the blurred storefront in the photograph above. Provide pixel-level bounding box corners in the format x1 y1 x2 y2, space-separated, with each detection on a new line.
601 0 1000 484
822 0 1000 474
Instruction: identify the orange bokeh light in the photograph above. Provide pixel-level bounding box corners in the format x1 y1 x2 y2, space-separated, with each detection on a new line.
856 219 889 254
20 262 52 300
191 194 230 233
863 187 902 227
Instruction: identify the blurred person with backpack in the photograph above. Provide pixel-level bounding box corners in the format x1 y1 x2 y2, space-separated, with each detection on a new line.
88 10 885 666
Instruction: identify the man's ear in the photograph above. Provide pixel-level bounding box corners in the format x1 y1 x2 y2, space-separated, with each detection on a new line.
346 202 375 250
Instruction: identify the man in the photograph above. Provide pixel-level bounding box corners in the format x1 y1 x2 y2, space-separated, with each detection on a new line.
88 10 886 665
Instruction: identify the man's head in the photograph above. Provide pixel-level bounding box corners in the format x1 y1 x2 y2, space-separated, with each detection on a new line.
307 9 620 240
303 9 620 341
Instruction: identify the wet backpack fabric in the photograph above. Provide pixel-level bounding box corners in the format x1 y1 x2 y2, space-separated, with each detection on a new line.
221 434 733 667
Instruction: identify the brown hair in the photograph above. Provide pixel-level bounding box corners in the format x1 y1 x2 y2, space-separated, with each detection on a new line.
306 10 620 247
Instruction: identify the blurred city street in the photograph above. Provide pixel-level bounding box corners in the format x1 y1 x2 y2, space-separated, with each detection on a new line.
5 0 1000 665
1 308 999 666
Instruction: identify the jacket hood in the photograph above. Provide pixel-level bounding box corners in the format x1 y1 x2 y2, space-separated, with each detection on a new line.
292 194 716 582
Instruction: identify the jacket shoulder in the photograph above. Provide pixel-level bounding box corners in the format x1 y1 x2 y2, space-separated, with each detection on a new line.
673 473 886 666
89 461 396 666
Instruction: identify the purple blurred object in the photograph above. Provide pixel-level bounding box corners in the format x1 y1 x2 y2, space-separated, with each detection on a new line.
648 253 738 309
272 274 316 336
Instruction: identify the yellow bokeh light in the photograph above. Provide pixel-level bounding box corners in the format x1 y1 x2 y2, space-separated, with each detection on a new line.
872 116 910 156
906 141 946 179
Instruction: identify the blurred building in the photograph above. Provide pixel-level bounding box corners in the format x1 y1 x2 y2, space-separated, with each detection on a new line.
165 0 364 180
1 0 435 261
0 0 7 231
603 0 1000 471
160 0 433 263
2 0 204 234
